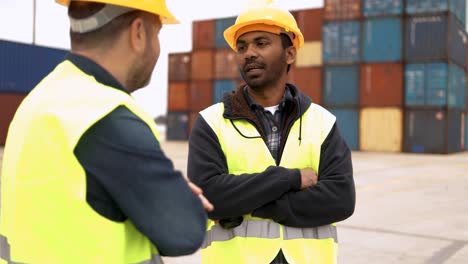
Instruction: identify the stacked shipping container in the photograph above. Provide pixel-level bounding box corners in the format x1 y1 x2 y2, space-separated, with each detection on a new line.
403 0 467 153
0 40 68 145
166 3 468 153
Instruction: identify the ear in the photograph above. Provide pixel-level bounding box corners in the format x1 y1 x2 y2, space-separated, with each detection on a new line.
129 16 146 54
285 46 296 65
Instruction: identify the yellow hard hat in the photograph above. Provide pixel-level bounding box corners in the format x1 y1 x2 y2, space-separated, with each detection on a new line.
55 0 179 24
224 0 304 51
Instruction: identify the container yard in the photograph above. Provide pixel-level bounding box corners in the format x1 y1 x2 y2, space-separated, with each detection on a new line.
1 0 468 263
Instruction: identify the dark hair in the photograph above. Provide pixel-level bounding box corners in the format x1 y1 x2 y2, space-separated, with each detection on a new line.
68 2 143 50
280 33 293 73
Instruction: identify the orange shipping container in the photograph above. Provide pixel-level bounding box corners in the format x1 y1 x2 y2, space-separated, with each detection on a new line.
0 93 26 145
294 8 323 41
360 63 403 107
324 0 361 21
214 49 239 79
192 20 215 50
288 66 322 104
189 80 213 112
191 50 214 80
360 107 402 152
168 53 191 81
168 82 189 111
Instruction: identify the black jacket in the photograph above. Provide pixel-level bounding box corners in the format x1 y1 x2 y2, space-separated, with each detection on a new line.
188 83 355 228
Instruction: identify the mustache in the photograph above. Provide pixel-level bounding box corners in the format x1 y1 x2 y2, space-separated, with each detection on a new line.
243 59 265 72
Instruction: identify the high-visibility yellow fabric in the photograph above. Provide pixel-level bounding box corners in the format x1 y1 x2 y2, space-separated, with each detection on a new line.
0 60 162 263
199 102 337 264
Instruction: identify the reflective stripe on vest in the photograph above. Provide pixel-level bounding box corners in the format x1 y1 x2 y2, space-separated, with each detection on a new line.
202 220 338 249
0 234 163 264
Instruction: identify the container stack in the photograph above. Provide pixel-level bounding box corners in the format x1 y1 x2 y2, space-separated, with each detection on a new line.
321 0 362 150
0 40 68 145
167 17 242 140
403 0 467 153
358 0 405 153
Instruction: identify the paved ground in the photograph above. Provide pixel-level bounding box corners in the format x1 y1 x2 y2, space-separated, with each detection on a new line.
1 142 468 264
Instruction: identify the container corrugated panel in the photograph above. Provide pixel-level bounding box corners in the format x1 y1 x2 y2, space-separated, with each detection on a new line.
213 80 236 104
404 108 462 153
405 15 466 68
190 49 214 80
296 42 322 67
294 8 323 41
287 66 322 104
168 52 191 81
214 49 238 79
360 63 403 106
406 0 465 26
363 0 403 16
167 82 189 111
448 63 466 109
193 20 215 50
323 65 359 107
405 64 425 105
215 17 236 48
328 108 359 150
189 80 213 112
363 18 402 62
0 93 26 145
324 0 362 20
360 107 402 152
323 21 361 64
0 40 68 93
405 63 466 109
166 112 189 141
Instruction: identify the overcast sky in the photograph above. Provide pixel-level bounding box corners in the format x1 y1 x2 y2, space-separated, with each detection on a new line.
1 1 322 117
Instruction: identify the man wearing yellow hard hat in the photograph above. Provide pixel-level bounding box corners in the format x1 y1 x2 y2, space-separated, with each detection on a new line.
0 1 213 263
187 0 355 263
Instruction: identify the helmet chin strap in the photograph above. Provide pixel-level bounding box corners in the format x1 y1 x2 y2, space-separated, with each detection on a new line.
69 4 135 33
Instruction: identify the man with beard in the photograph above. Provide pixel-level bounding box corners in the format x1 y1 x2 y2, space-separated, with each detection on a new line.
187 1 355 263
0 1 212 263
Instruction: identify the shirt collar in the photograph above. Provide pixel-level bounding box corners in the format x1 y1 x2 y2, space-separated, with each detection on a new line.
243 85 293 112
65 53 128 94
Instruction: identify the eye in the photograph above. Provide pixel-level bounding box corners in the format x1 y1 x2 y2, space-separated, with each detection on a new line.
256 41 269 47
236 45 246 53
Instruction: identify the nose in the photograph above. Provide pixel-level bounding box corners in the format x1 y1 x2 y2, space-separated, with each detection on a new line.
243 44 258 60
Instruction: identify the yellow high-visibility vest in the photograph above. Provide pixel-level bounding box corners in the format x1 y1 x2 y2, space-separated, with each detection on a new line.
0 60 162 264
199 102 337 264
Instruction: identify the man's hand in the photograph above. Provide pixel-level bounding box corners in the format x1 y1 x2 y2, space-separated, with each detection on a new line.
300 168 318 190
187 180 214 212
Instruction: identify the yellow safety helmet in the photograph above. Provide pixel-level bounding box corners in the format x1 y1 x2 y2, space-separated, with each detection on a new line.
224 0 304 51
56 0 179 24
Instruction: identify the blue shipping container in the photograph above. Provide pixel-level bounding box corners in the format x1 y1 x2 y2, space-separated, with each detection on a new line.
363 0 403 17
324 66 359 106
0 40 68 93
405 15 466 68
323 21 361 64
328 108 359 150
405 63 466 109
215 17 236 48
213 80 236 103
405 64 425 105
363 17 402 62
166 112 189 140
406 0 465 26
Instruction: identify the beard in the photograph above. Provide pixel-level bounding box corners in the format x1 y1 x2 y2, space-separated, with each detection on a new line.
127 40 158 91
